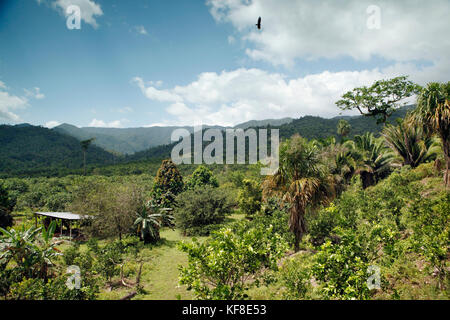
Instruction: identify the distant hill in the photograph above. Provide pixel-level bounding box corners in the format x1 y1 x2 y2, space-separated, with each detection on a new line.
54 118 294 155
277 105 414 141
235 117 293 129
0 105 415 177
0 124 114 177
128 105 415 162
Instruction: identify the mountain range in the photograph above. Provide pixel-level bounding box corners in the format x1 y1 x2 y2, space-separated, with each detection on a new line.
54 118 294 155
0 106 414 177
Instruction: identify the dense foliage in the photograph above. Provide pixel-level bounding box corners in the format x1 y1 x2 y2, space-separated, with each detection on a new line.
178 224 288 300
174 186 234 236
152 159 184 207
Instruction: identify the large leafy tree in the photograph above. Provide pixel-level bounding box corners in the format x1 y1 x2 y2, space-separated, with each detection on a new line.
263 135 334 252
413 82 450 186
152 159 184 207
344 133 394 189
382 119 440 168
336 76 421 124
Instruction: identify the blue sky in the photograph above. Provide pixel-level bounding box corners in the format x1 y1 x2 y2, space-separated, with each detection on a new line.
0 0 449 128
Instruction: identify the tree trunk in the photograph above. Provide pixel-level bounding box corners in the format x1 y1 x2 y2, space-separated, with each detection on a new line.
289 202 307 252
83 150 86 176
443 139 450 187
360 171 375 189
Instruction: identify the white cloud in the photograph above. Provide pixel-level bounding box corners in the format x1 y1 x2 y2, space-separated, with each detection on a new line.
132 77 182 102
117 106 133 114
0 83 28 122
134 25 148 35
53 0 103 28
88 119 125 128
24 87 45 100
134 62 446 127
207 0 450 67
45 121 61 128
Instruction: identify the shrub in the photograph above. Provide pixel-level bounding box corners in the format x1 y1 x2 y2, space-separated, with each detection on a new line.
312 229 373 300
237 179 262 218
178 225 288 300
93 240 125 282
186 165 218 189
278 257 312 300
175 186 234 236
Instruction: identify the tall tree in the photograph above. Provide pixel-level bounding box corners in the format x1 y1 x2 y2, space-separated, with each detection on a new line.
336 76 421 124
337 119 351 142
80 138 95 176
263 135 334 252
413 82 450 186
152 159 184 207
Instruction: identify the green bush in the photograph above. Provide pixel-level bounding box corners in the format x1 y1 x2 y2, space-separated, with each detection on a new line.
278 257 312 300
237 179 262 218
178 225 288 300
312 229 373 300
174 186 234 236
186 165 219 189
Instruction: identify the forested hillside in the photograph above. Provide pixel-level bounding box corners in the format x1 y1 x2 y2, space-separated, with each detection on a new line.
0 124 115 177
277 105 414 141
54 118 294 155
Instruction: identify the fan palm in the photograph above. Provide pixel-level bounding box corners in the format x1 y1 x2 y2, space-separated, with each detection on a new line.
382 119 440 168
263 135 334 252
413 82 450 186
344 132 394 189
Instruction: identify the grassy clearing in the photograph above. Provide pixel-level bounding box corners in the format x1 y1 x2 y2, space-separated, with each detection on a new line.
89 212 245 300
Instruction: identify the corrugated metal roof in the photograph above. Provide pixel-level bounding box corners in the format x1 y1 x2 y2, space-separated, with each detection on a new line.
35 212 92 220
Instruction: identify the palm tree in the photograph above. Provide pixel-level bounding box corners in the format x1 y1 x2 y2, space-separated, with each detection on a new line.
134 200 174 244
344 132 394 189
413 82 450 186
262 135 334 252
337 119 351 143
80 138 95 176
382 119 440 168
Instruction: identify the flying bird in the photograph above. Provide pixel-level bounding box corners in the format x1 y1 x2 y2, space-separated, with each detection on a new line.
256 17 261 30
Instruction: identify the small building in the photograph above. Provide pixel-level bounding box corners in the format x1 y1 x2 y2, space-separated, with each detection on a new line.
34 212 92 239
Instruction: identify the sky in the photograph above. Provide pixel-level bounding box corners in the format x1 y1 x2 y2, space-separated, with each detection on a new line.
0 0 449 128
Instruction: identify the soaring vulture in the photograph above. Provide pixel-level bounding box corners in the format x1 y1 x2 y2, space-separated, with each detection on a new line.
256 17 261 30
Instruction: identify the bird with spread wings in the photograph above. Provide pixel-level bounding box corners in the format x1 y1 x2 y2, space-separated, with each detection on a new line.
256 17 261 29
